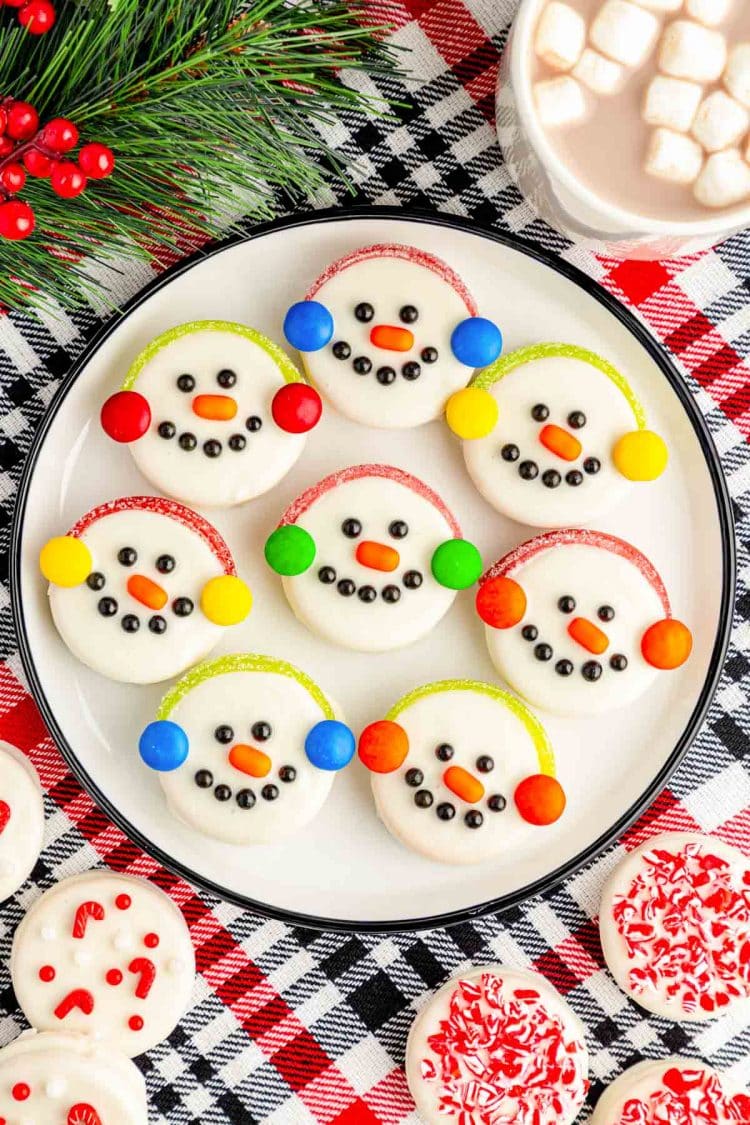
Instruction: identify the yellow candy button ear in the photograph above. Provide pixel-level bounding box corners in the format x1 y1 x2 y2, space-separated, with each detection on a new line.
613 430 668 481
39 536 92 587
200 575 252 626
445 387 498 440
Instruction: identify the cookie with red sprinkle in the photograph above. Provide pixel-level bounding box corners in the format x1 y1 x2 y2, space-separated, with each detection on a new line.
591 1058 750 1124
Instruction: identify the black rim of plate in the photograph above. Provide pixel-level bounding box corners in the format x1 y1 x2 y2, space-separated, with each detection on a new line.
10 205 736 933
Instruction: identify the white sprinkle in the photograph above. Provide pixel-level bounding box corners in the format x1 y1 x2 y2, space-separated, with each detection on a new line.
113 929 133 951
40 925 56 941
45 1077 66 1099
167 957 184 975
73 949 92 967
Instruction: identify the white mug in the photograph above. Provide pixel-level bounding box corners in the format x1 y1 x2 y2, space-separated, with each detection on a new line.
496 0 750 259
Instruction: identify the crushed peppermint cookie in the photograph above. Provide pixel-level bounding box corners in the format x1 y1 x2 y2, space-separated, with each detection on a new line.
616 1065 750 1124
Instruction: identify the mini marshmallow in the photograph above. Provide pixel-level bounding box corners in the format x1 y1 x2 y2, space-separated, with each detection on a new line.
724 44 750 109
692 90 750 152
694 148 750 206
573 47 624 94
643 75 703 131
534 76 588 127
534 2 586 71
658 20 728 82
645 127 704 183
686 0 732 26
591 1 660 68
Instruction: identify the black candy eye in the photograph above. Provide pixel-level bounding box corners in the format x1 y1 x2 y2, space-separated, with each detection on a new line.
341 518 362 538
118 547 137 566
177 374 195 392
252 721 272 742
246 416 262 433
568 410 586 429
354 302 374 322
399 305 418 323
388 520 408 539
476 756 494 773
217 369 237 388
156 554 175 574
215 725 234 744
435 743 454 762
531 403 549 422
558 595 576 613
598 605 615 622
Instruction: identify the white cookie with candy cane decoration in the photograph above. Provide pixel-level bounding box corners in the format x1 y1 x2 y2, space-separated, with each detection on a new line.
11 871 195 1056
0 740 44 902
591 1057 750 1124
0 1029 148 1125
600 832 750 1022
405 964 589 1125
39 496 252 684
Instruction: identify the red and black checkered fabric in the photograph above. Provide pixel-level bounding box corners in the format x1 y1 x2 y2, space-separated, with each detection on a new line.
0 1 749 1121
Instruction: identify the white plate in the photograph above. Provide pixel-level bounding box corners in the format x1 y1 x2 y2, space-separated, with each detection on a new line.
11 209 734 931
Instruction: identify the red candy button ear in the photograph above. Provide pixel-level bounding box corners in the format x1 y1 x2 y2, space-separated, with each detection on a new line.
358 720 409 774
272 383 322 433
100 391 151 443
476 576 527 629
641 618 692 669
514 774 566 826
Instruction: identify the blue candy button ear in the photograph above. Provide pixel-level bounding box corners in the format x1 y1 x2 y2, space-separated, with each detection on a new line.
450 317 503 368
283 300 334 352
139 720 189 772
305 720 356 771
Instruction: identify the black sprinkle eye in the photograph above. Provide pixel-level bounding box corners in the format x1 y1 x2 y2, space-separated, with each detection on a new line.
421 347 438 364
382 585 401 603
252 721 272 742
584 457 601 475
354 302 374 322
610 654 628 671
389 520 408 539
476 755 494 773
566 470 583 486
118 547 137 566
229 434 246 452
98 597 117 616
332 341 351 360
237 789 256 808
436 802 455 821
488 794 507 812
158 422 175 439
402 362 421 380
542 469 561 488
342 518 362 538
195 770 213 788
519 460 538 480
522 624 538 641
582 661 602 681
214 785 232 802
279 766 297 783
558 595 576 613
172 597 193 617
318 566 337 584
353 356 372 375
148 615 166 634
217 369 237 388
179 432 197 451
215 725 234 744
399 304 418 323
246 416 262 432
121 614 139 633
404 570 423 589
465 810 483 829
534 643 553 661
531 403 549 422
87 572 105 590
262 784 279 801
156 554 175 574
436 743 454 762
556 659 574 676
501 444 519 462
177 374 195 392
405 768 424 787
415 790 433 808
568 411 586 429
598 605 615 622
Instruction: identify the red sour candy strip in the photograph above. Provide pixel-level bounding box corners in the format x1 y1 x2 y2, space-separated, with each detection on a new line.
128 956 156 999
72 900 105 938
0 800 10 833
55 988 95 1020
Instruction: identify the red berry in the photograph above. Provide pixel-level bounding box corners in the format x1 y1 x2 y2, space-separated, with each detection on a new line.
0 200 35 240
100 391 151 443
23 147 52 177
42 116 78 153
0 136 15 158
78 142 115 179
50 161 86 198
271 383 322 433
0 107 7 136
7 101 38 141
0 162 26 194
18 0 56 33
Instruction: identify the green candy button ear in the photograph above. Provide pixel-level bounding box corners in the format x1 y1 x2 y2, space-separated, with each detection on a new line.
431 538 482 590
264 525 316 576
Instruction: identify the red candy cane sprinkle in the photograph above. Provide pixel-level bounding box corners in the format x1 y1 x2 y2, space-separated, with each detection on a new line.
612 842 750 1014
420 973 589 1124
617 1066 750 1124
71 900 105 939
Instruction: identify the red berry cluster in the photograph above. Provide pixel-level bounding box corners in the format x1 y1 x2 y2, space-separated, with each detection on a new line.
0 98 115 240
0 0 56 35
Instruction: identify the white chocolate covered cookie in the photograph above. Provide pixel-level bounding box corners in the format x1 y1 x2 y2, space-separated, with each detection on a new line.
0 1029 148 1125
265 464 482 652
357 680 565 864
406 965 589 1125
138 654 355 845
446 344 668 528
283 244 502 429
40 495 252 684
100 321 321 508
600 832 750 1021
591 1058 750 1124
0 740 44 901
11 871 196 1056
477 530 692 716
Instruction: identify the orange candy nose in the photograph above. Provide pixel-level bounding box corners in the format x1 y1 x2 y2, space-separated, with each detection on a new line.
568 617 609 654
641 619 693 669
192 394 237 421
358 720 409 774
539 424 582 462
229 745 272 778
443 765 484 804
355 540 400 572
369 325 414 352
127 574 167 610
475 576 527 629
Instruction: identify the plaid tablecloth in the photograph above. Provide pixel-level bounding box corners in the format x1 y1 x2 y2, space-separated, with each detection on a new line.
1 1 749 1122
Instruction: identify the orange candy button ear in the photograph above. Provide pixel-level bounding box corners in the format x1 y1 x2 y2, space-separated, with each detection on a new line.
641 618 692 669
476 576 527 629
358 720 409 774
514 774 566 826
443 766 484 804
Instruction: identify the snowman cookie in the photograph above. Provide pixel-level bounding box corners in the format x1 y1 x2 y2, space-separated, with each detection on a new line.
40 495 252 683
600 833 750 1022
477 529 692 716
591 1058 750 1125
283 244 502 429
11 870 196 1056
446 344 668 528
100 321 322 508
0 1029 148 1124
406 965 589 1125
264 464 482 652
0 741 44 900
357 680 565 864
138 653 355 845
